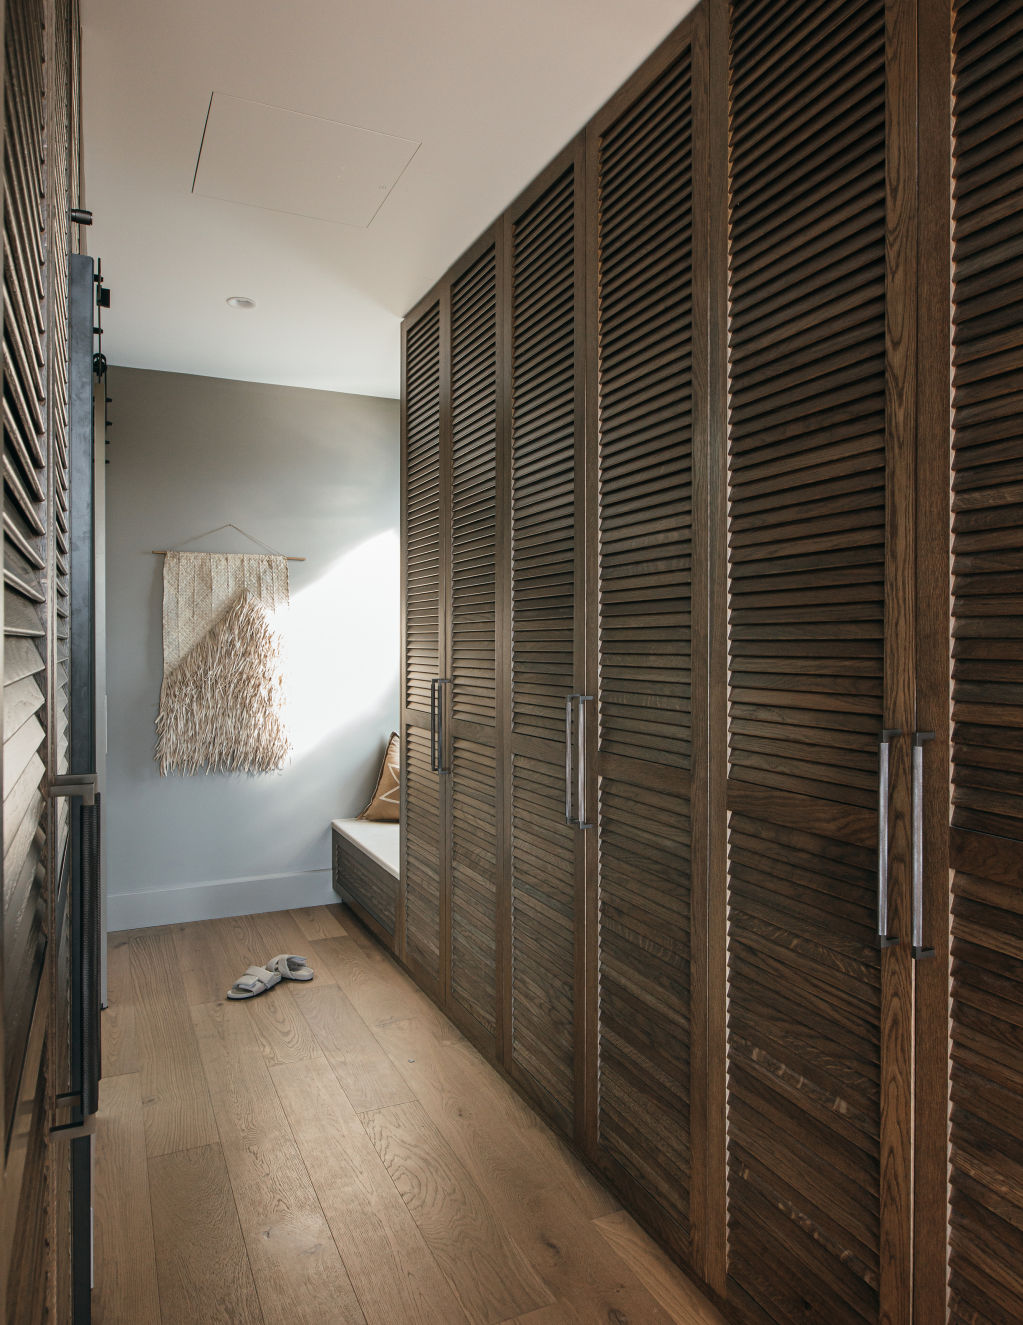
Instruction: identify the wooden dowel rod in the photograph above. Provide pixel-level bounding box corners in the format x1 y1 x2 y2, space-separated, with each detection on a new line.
151 550 306 561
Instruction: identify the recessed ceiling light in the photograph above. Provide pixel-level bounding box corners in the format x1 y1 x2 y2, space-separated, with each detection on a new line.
226 295 255 310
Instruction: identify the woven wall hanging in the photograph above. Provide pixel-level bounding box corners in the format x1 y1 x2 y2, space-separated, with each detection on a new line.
155 550 291 775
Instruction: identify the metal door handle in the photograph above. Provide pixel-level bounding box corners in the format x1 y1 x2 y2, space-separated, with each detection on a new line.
877 730 899 948
577 696 593 830
438 679 452 775
565 696 577 825
48 772 97 806
430 680 440 772
912 731 935 959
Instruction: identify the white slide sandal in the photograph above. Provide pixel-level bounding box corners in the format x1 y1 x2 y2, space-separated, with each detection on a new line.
226 964 282 1000
266 954 314 982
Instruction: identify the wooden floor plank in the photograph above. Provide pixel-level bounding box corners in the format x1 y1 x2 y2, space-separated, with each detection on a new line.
313 933 678 1320
291 904 348 941
290 979 416 1113
362 1100 553 1323
96 906 721 1325
129 929 219 1157
92 1074 160 1324
148 1144 264 1325
501 1306 583 1324
270 1055 467 1325
102 932 139 1076
594 1211 728 1324
191 999 366 1324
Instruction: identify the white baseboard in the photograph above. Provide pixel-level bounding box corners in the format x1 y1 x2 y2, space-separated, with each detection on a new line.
106 868 335 931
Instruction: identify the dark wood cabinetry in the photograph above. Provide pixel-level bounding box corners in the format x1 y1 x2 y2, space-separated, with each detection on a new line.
396 0 1023 1320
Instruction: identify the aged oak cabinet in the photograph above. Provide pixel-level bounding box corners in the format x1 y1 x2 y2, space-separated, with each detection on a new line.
390 0 1023 1320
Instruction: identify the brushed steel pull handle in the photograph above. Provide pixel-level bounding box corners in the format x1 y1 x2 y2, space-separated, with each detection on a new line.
49 772 97 806
577 696 593 830
565 696 577 826
877 730 900 948
430 680 440 772
438 679 452 775
912 731 935 959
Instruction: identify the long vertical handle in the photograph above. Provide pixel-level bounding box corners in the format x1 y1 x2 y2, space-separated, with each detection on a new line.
565 696 576 825
912 730 935 959
430 679 440 772
877 729 900 948
577 696 593 830
438 679 452 774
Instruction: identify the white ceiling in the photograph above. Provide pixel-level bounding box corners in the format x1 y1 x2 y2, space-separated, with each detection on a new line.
82 0 696 399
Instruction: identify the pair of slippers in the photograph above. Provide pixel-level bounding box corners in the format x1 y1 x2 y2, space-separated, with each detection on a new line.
227 953 314 1000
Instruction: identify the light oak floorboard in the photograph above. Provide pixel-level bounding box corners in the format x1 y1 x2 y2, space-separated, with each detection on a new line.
290 978 416 1112
316 933 677 1321
91 1074 160 1324
97 909 722 1325
501 1306 583 1324
191 999 366 1324
362 1099 552 1323
101 932 139 1076
270 1055 467 1325
148 1143 264 1324
129 928 219 1157
595 1211 729 1324
291 904 348 940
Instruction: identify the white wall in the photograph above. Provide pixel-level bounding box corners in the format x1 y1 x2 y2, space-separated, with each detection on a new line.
104 367 399 929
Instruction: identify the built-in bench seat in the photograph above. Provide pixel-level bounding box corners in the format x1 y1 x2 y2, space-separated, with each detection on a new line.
330 818 399 947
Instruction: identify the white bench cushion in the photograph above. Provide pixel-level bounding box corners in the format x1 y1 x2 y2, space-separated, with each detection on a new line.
331 818 400 879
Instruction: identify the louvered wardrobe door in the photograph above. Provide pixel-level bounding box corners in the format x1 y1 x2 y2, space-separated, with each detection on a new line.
506 147 583 1136
724 0 899 1319
586 29 697 1254
401 300 446 976
948 7 1023 1320
448 239 500 1043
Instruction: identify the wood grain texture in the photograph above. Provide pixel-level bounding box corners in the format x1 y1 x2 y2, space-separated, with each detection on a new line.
290 904 348 941
96 908 718 1325
723 0 894 1319
148 1144 263 1325
289 979 415 1112
270 1055 467 1325
948 4 1023 1319
101 931 139 1076
362 1099 553 1322
91 1075 161 1325
595 1210 727 1325
129 928 219 1157
190 999 366 1323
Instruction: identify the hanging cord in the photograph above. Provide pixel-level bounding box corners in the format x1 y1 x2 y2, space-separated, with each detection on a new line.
152 524 305 561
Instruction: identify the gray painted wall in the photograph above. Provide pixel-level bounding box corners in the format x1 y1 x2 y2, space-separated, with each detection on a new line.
104 367 399 928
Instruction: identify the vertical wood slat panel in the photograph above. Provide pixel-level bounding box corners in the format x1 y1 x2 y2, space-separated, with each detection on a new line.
589 33 696 1256
724 0 889 1320
403 304 441 714
2 0 48 1143
508 155 581 1134
401 300 443 981
449 244 499 1040
949 3 1023 1321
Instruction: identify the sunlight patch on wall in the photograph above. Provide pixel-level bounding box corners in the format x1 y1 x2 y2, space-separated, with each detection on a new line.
281 530 399 759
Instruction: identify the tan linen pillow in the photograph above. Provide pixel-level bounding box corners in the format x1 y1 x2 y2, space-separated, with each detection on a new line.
358 732 400 821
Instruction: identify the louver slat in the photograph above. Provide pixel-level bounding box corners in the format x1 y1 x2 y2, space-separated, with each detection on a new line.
2 0 49 1138
949 4 1023 1322
402 301 443 979
725 0 886 1320
509 161 579 1130
449 245 499 1039
403 304 441 713
591 45 694 1245
403 725 441 976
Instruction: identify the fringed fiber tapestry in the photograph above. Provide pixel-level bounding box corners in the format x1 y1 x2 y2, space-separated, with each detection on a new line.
156 551 291 775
